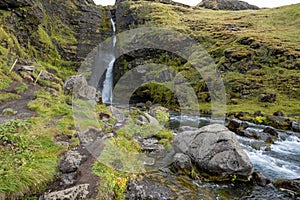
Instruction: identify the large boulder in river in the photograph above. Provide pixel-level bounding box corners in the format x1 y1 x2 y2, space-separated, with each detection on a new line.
173 124 253 179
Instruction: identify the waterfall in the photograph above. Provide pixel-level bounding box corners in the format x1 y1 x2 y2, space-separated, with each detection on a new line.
102 18 117 104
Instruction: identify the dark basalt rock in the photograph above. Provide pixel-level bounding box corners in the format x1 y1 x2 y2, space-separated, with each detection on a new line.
263 127 279 138
198 0 259 10
252 172 271 187
259 93 276 103
274 178 300 196
1 0 106 65
226 118 249 134
266 116 291 130
0 0 34 9
273 111 284 117
291 120 300 132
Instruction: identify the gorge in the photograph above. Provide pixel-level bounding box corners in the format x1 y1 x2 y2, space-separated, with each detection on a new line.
0 0 299 199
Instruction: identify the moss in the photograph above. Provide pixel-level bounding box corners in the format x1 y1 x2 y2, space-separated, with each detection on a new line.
0 120 62 198
0 71 13 91
0 93 20 105
153 109 170 124
31 25 60 63
15 84 28 94
2 108 15 116
92 135 141 199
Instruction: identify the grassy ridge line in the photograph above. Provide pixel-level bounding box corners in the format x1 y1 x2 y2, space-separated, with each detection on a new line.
122 1 300 116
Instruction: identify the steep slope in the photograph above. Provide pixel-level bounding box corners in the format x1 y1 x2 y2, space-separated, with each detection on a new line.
113 1 300 118
0 0 114 198
0 0 111 67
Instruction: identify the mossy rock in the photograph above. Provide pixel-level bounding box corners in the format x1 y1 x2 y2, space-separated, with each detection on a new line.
2 108 16 116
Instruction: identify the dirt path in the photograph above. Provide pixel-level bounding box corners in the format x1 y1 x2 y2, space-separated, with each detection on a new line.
76 148 100 199
1 81 101 198
0 82 39 124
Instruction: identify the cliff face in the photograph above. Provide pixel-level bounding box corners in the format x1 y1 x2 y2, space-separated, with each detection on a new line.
198 0 259 10
0 0 111 66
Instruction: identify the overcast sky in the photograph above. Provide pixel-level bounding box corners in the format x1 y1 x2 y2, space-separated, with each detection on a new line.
94 0 300 8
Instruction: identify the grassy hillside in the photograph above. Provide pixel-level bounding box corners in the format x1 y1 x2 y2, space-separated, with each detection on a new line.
116 1 300 117
0 0 299 198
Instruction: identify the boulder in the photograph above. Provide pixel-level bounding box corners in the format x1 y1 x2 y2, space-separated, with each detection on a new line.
78 126 103 144
226 118 249 133
149 105 169 124
263 127 279 138
170 153 192 175
259 93 276 103
266 116 290 130
63 75 83 94
273 111 284 117
63 75 98 102
173 124 253 179
252 172 271 186
110 106 126 123
59 150 84 173
254 111 264 117
42 184 89 200
61 172 77 186
144 113 160 125
274 179 300 196
138 137 165 154
126 177 177 200
239 129 261 140
291 120 300 132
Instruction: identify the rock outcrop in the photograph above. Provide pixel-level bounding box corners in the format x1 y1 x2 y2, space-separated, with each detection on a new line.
198 0 259 10
0 0 34 9
0 0 108 65
173 124 253 179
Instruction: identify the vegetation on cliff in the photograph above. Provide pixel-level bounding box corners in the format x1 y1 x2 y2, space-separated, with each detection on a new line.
115 1 300 119
0 0 299 199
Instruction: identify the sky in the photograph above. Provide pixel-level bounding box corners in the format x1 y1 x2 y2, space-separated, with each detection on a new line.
94 0 300 8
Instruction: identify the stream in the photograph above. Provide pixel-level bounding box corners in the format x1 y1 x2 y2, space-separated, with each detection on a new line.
161 113 300 199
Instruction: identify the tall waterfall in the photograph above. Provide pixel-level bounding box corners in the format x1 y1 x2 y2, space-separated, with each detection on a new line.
102 18 116 104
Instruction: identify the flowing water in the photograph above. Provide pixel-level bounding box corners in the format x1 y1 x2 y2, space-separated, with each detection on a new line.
102 18 116 104
167 113 300 199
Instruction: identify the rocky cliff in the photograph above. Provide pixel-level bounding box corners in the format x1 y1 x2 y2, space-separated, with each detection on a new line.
0 0 112 67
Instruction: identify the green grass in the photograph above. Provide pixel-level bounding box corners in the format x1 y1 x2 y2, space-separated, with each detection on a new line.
0 71 12 91
0 120 62 198
0 93 20 105
15 84 28 94
92 134 141 200
120 1 300 116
